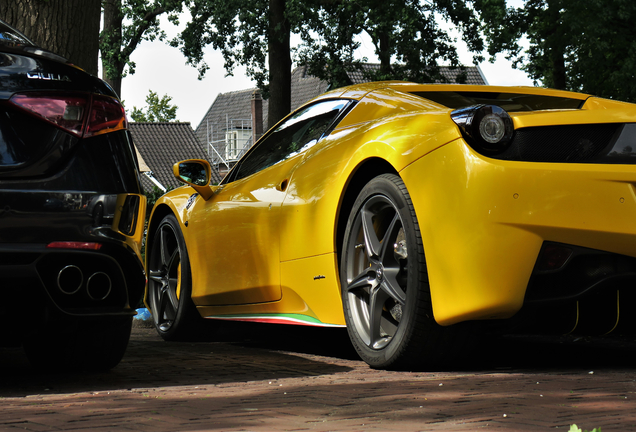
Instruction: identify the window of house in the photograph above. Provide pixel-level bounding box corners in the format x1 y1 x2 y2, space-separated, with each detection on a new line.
226 130 238 160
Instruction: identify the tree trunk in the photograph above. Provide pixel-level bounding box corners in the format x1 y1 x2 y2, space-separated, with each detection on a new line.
549 45 567 90
1 0 101 76
267 0 292 129
378 30 392 78
546 0 567 90
101 0 124 96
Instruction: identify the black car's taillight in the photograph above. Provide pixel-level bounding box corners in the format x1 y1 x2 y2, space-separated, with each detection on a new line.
451 104 514 156
85 95 128 137
8 92 127 138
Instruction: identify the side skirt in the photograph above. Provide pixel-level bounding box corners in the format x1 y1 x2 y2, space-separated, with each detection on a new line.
204 313 345 328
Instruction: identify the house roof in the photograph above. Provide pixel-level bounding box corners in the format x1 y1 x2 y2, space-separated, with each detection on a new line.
345 64 489 86
129 122 222 192
194 89 269 154
290 65 331 111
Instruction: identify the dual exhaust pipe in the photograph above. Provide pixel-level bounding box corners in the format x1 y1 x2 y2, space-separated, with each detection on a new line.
56 265 112 301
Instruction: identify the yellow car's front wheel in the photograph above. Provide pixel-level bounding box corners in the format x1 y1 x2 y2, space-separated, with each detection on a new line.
147 214 201 340
340 174 468 370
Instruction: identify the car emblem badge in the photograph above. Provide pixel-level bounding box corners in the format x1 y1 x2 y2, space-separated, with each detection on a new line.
186 193 199 209
26 71 71 82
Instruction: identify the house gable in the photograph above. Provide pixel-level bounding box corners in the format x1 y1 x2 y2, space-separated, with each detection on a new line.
129 122 222 193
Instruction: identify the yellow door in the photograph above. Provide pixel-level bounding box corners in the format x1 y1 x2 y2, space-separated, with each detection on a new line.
188 155 302 306
188 99 353 306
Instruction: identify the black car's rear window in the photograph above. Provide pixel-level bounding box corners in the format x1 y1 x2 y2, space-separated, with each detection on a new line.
0 21 35 48
412 91 585 112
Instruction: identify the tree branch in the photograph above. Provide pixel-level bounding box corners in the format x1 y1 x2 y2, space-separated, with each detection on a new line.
121 7 167 60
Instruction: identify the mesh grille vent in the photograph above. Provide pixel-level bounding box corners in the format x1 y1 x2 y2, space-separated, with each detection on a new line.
498 124 621 162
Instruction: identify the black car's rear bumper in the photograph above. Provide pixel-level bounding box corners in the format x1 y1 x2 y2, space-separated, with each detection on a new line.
0 239 144 316
0 126 146 344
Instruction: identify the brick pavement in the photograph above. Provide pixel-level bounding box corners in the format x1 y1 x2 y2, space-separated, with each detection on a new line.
1 323 636 431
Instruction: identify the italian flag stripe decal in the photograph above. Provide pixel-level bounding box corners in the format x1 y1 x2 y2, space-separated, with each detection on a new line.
203 313 345 328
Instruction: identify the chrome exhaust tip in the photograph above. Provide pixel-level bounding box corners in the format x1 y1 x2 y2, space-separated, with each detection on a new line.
57 265 83 295
86 272 112 301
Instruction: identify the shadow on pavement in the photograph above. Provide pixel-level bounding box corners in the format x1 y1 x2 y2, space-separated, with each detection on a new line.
467 332 636 372
2 319 635 398
0 321 357 398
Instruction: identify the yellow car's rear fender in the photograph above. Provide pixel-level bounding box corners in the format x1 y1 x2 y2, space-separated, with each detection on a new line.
278 108 461 262
402 139 636 326
269 107 461 325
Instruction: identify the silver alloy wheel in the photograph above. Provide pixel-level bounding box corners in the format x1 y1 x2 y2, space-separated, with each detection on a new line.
148 219 182 332
344 194 408 350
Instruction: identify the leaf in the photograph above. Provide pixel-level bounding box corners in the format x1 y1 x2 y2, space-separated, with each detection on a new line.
130 90 179 122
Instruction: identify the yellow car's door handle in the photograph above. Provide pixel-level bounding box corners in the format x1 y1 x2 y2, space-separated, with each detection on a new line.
277 178 289 192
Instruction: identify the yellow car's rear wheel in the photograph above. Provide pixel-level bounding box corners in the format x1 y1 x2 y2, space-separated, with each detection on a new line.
341 174 465 370
148 214 201 340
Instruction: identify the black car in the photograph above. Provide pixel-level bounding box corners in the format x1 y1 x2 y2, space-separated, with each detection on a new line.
0 20 146 370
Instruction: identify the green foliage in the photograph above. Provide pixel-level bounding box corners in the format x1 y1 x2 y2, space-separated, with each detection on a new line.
569 424 601 432
477 0 636 102
296 0 485 87
175 0 489 126
176 0 320 126
100 0 186 94
130 90 179 122
178 0 486 87
144 185 171 220
566 0 636 102
176 0 280 93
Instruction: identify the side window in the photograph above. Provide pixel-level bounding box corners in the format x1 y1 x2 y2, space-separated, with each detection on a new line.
232 99 351 181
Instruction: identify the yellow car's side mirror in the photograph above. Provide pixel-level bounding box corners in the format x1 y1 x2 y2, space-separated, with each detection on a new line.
172 159 215 200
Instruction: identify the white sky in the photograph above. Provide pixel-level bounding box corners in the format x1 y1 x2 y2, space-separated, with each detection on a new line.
120 1 533 129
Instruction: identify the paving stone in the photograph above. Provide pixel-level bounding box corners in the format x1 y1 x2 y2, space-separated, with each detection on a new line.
1 324 636 431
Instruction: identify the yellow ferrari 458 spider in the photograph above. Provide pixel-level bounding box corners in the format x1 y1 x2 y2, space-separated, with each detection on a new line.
145 82 636 369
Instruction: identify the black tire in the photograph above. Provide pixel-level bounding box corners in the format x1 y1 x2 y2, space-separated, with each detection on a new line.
147 214 203 340
23 316 132 372
340 174 465 370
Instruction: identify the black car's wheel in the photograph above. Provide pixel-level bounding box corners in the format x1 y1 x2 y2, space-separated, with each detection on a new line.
341 174 463 370
23 316 132 372
147 214 202 340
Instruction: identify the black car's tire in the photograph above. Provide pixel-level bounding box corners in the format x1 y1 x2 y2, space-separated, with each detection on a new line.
147 214 203 341
23 316 132 372
340 174 466 370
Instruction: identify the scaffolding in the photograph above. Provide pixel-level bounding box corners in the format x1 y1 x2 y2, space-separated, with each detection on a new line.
206 114 255 171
